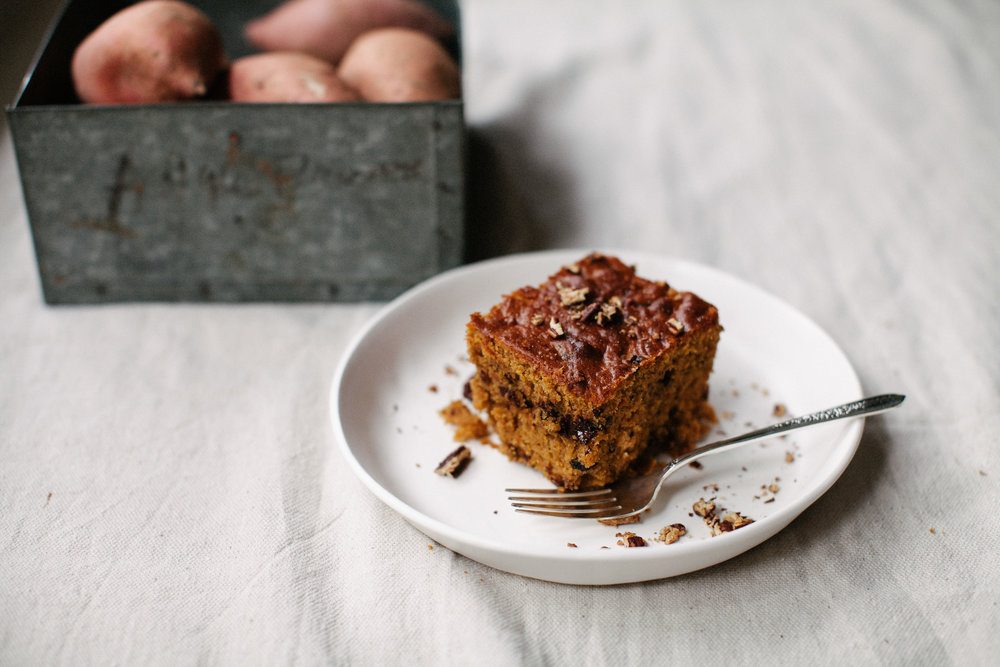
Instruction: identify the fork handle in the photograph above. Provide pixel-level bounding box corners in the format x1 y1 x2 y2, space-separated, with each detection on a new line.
672 393 905 468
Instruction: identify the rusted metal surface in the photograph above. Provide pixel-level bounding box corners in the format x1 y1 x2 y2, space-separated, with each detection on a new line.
6 0 464 303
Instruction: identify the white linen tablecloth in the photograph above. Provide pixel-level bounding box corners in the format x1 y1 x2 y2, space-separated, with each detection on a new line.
2 0 998 664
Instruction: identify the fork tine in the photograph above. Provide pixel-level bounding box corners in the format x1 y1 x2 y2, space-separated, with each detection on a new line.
514 508 630 519
503 487 612 497
510 500 619 511
507 495 618 505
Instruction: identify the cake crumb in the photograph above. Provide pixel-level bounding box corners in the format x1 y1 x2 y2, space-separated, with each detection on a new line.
434 445 472 478
598 514 641 527
444 365 457 376
785 451 795 464
616 532 647 548
929 527 936 534
654 523 687 544
773 403 788 417
764 497 775 504
428 384 439 393
689 460 704 470
427 544 434 550
567 542 578 548
720 411 735 421
439 401 489 442
979 470 987 476
769 483 780 494
702 482 719 493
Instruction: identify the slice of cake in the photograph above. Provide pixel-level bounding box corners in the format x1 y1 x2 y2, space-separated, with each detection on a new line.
466 253 721 490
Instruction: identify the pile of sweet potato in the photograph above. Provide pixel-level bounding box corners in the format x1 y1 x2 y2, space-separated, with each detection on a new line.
71 0 460 104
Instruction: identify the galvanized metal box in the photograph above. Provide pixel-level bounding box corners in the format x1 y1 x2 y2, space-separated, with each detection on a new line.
7 0 464 303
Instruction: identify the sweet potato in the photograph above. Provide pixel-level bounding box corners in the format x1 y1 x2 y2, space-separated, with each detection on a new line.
72 0 226 104
339 28 460 102
229 52 360 103
245 0 453 64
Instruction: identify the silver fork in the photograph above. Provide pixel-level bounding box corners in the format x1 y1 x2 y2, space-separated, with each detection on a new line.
506 393 904 519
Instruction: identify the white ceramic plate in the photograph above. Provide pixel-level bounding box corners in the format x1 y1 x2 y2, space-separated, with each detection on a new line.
331 249 863 585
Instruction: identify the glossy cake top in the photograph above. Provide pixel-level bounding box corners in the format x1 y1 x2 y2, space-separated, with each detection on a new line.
469 253 720 404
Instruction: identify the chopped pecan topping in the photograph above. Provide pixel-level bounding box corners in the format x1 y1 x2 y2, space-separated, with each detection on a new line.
595 301 621 326
434 445 472 477
548 318 565 338
720 512 754 529
615 531 647 548
530 313 545 326
655 523 687 544
695 497 754 536
692 497 716 518
666 317 685 334
565 263 581 274
557 283 590 307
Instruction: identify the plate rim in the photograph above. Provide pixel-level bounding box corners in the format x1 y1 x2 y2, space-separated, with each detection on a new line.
330 248 864 567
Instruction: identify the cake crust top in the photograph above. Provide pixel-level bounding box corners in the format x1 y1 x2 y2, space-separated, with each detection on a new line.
469 253 720 403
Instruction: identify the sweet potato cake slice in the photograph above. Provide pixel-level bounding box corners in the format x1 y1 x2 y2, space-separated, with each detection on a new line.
466 253 721 490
